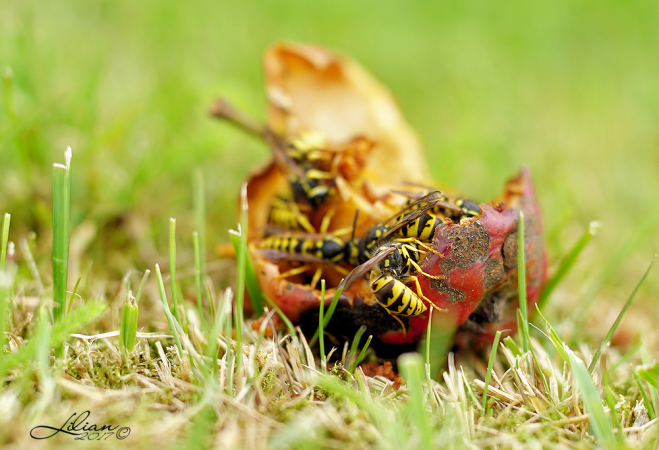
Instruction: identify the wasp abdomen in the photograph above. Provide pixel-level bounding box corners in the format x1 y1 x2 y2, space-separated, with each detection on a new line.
396 211 445 241
260 234 346 264
370 273 427 317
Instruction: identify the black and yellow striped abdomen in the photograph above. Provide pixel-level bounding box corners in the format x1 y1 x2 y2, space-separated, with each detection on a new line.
259 234 345 264
395 211 444 241
370 272 427 317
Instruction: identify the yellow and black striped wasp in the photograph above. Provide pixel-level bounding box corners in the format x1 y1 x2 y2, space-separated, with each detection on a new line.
339 193 455 332
360 190 459 261
259 202 356 289
210 98 341 209
339 243 443 333
258 229 354 289
393 187 482 223
263 128 342 209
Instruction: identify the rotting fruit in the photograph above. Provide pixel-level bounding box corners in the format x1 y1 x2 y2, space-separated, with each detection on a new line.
211 43 547 350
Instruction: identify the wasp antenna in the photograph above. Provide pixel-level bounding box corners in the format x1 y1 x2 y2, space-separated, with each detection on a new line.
350 209 360 241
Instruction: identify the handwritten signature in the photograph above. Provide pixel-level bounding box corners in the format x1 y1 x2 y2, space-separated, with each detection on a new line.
31 411 130 440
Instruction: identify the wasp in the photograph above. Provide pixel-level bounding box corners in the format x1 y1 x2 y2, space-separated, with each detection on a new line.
210 99 340 209
352 191 452 265
357 224 389 264
452 198 481 218
259 234 345 264
271 130 339 208
339 196 454 332
394 188 482 222
258 231 350 289
339 245 443 333
367 190 458 250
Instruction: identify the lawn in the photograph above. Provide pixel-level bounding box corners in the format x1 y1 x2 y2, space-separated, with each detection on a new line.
1 1 659 448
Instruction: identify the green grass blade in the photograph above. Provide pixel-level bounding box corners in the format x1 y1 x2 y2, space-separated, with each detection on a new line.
229 232 263 314
0 213 10 350
519 312 549 394
398 353 431 448
230 182 249 377
0 299 106 384
534 305 570 363
155 263 183 355
226 338 234 396
482 330 502 413
35 307 52 382
0 213 10 272
575 213 659 324
134 269 150 305
308 283 342 347
418 310 454 381
52 148 72 322
318 280 326 368
609 342 642 373
0 271 10 351
637 361 659 391
568 350 617 447
604 386 624 441
317 375 405 448
349 335 372 373
517 211 529 353
169 218 182 325
180 402 216 449
66 277 81 314
120 292 139 353
262 295 295 337
633 366 656 420
588 255 655 374
205 291 231 376
193 232 204 329
503 336 522 358
538 221 600 310
425 306 433 377
193 169 207 288
641 346 659 418
347 325 367 371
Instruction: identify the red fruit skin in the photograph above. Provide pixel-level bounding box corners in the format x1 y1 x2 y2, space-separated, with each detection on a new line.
249 166 546 348
378 167 547 345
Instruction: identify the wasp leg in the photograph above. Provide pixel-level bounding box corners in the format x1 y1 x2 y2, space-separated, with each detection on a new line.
306 168 334 180
297 216 316 234
310 264 349 288
319 206 336 234
310 267 323 290
331 226 355 237
384 309 407 335
396 237 441 257
403 275 448 313
278 265 312 280
413 239 442 256
407 259 445 280
289 201 316 233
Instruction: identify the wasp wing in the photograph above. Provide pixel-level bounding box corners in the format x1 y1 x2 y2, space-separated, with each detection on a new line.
257 248 330 265
378 191 460 243
338 246 396 290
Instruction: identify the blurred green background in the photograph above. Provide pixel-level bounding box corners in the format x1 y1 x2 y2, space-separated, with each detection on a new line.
1 1 657 326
